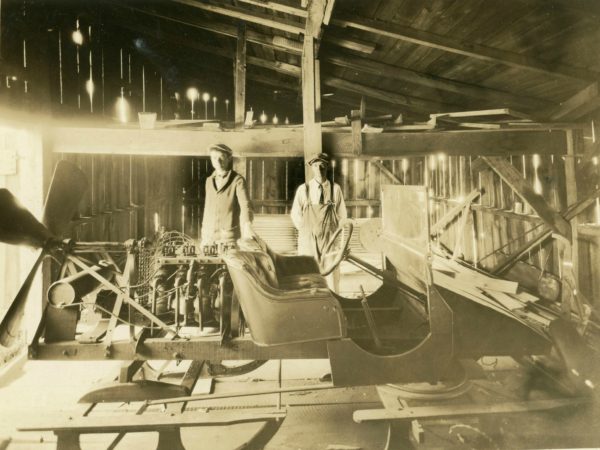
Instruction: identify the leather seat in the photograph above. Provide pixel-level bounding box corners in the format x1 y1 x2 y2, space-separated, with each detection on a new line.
223 244 346 346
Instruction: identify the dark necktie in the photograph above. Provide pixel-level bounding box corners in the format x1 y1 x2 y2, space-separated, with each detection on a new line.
318 183 324 204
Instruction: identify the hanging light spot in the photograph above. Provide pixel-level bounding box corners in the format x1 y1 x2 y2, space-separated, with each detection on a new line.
154 213 160 234
532 154 543 195
186 87 199 119
272 114 279 125
186 87 199 101
115 88 130 123
401 158 409 173
72 29 83 45
429 155 436 170
85 79 94 96
260 111 267 124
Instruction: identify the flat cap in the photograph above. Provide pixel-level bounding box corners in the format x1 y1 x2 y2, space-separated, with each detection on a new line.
208 143 233 156
307 152 330 165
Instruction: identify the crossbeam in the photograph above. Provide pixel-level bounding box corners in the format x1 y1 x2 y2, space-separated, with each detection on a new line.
477 156 572 239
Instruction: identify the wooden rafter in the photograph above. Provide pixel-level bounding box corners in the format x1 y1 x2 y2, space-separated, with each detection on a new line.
549 82 600 121
306 0 328 37
331 15 599 82
237 0 308 17
322 77 457 115
108 3 303 53
322 95 400 117
171 0 304 34
517 0 600 20
324 33 375 55
111 3 372 55
322 53 553 112
247 56 301 78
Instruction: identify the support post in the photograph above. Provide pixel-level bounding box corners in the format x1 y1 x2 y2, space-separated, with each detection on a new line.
564 129 581 286
302 34 322 181
234 23 246 130
351 109 362 155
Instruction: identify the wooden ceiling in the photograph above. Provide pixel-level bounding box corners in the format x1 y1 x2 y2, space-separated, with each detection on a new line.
55 0 600 123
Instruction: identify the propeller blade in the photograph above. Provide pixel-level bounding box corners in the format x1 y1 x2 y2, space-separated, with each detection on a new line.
0 251 44 347
0 189 53 248
42 160 88 237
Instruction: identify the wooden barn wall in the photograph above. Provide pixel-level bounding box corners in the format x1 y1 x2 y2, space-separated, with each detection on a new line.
54 153 186 242
0 3 167 121
215 153 599 306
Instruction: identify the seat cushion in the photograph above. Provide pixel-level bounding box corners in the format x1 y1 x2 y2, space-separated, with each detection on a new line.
231 251 279 289
279 273 328 290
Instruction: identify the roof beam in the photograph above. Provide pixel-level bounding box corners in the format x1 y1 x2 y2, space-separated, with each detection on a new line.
236 0 376 54
322 52 553 112
331 15 599 82
110 3 303 53
111 3 372 55
247 56 301 77
549 82 600 121
322 77 457 115
236 0 308 17
516 0 600 21
171 0 304 34
322 96 394 116
306 0 328 37
49 127 567 159
108 16 454 116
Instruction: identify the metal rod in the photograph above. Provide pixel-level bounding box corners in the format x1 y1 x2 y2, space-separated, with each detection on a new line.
360 286 383 350
147 384 336 406
346 254 425 305
72 242 127 253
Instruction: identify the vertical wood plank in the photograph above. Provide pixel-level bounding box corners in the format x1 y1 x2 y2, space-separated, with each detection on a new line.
565 130 580 285
234 23 246 129
302 35 321 181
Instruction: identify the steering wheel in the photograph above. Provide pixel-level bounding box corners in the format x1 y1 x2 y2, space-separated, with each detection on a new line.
319 219 354 276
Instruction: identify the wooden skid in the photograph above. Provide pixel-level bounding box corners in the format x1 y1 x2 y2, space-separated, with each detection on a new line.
354 398 588 423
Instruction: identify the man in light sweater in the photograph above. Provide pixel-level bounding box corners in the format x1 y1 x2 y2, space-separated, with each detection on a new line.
200 144 254 250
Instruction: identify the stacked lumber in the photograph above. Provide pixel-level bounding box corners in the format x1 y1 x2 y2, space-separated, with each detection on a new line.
253 214 298 254
432 246 555 330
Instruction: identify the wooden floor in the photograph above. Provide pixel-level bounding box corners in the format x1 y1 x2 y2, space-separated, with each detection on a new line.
0 355 598 449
